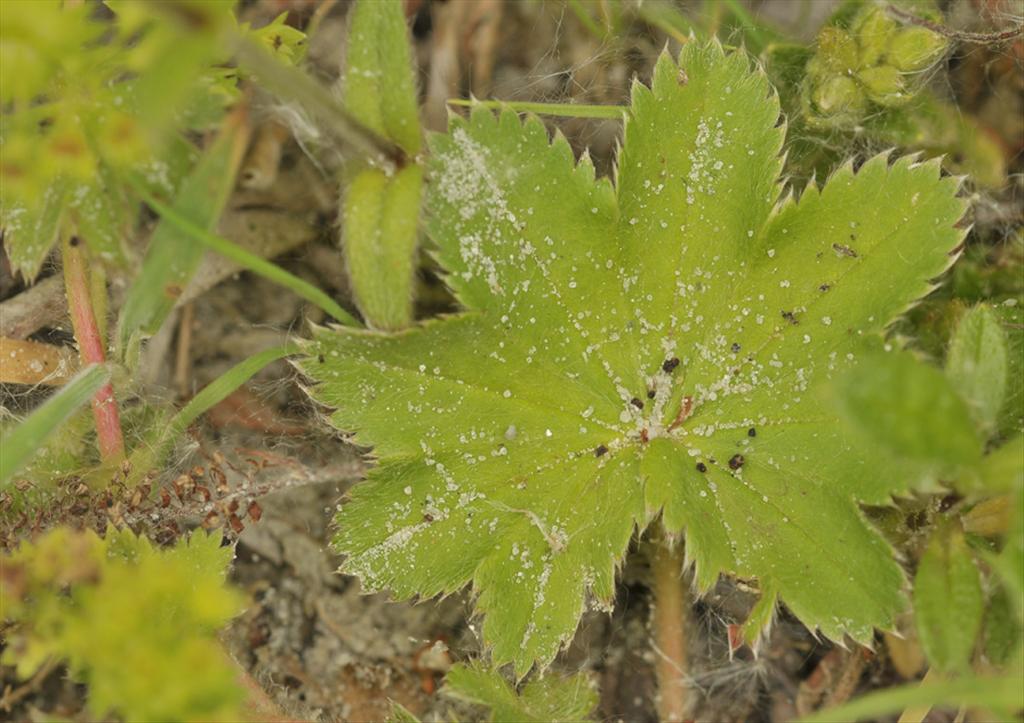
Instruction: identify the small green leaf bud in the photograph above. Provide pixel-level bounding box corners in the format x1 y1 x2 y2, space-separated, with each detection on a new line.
812 74 866 116
817 26 860 73
888 26 947 71
853 6 899 67
858 65 906 105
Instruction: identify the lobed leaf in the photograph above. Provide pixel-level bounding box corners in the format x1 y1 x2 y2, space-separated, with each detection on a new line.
303 42 967 674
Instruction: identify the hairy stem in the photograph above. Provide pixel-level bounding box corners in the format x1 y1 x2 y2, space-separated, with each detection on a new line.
62 235 125 462
651 539 689 722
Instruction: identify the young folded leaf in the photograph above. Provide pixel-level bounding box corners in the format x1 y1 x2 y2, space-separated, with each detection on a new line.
913 523 984 674
340 0 423 330
946 304 1009 435
301 41 966 675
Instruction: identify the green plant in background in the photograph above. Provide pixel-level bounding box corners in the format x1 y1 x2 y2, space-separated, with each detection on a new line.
0 527 246 722
761 0 1006 187
301 38 965 676
803 4 946 122
2 0 1022 720
811 304 1024 721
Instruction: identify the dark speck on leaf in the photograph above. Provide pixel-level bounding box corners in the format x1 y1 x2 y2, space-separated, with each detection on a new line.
630 397 644 409
595 444 609 457
748 427 756 437
782 310 798 325
696 462 707 473
662 357 680 373
647 389 656 399
729 454 745 470
832 242 858 258
730 342 741 353
317 354 325 364
819 283 831 292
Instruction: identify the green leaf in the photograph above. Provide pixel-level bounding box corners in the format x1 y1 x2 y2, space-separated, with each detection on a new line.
994 302 1024 436
835 350 983 469
448 99 627 120
343 164 424 330
946 304 1008 434
0 364 110 487
343 0 421 156
302 42 966 674
975 434 1024 492
67 164 131 267
798 670 1024 723
339 0 424 330
386 700 422 723
741 579 779 647
913 523 984 674
1 177 67 281
117 109 250 353
444 663 596 722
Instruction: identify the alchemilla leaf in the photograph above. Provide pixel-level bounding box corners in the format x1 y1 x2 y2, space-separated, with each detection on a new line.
301 42 966 674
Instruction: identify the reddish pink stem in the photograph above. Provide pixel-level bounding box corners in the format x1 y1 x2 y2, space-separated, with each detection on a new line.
63 236 125 461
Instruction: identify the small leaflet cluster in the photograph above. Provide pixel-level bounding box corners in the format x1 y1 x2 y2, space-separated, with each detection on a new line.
301 42 966 675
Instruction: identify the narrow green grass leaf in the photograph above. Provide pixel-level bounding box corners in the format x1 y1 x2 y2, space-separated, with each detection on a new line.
163 344 299 444
127 179 356 326
797 670 1024 723
127 344 300 484
447 99 627 120
303 42 966 674
117 110 249 354
634 0 697 44
946 304 1008 435
444 662 597 722
0 364 110 487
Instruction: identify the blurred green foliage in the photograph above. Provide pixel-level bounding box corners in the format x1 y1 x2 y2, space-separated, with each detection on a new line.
0 526 246 722
0 0 305 279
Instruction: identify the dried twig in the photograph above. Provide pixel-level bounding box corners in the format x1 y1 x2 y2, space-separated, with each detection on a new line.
886 4 1024 44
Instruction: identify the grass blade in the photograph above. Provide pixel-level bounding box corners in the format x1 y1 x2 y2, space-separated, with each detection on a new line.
117 107 251 355
126 344 300 484
1 364 110 486
126 176 358 326
447 98 626 119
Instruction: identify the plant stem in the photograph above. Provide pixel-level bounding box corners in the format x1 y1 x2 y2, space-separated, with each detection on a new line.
62 236 125 462
651 539 689 722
